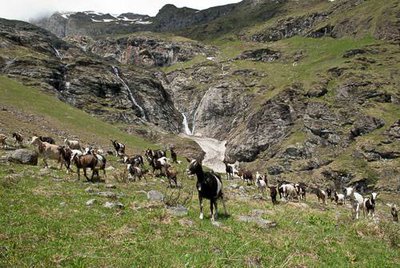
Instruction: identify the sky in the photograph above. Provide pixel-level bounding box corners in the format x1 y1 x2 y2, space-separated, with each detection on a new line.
0 0 243 21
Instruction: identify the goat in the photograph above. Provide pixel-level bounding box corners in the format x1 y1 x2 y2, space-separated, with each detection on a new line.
127 164 146 182
186 158 227 221
279 183 298 201
39 136 55 144
277 180 291 199
145 148 166 160
123 154 144 167
72 152 97 181
111 139 125 157
269 186 278 205
310 187 327 205
165 164 178 188
345 187 365 220
295 182 307 201
170 147 178 163
223 160 238 180
57 146 73 173
364 192 378 218
255 173 267 196
64 138 81 150
334 191 345 205
326 188 333 202
391 205 398 222
239 169 253 185
12 132 23 146
31 136 62 168
84 147 107 178
0 134 7 148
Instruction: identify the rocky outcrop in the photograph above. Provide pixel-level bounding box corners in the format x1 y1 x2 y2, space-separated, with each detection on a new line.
66 35 216 68
0 19 182 133
235 48 281 62
7 149 38 165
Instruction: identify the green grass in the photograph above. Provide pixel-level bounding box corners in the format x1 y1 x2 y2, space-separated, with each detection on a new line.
0 75 153 152
0 162 399 267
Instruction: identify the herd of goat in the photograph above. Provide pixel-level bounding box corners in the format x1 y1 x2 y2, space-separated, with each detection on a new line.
0 132 398 222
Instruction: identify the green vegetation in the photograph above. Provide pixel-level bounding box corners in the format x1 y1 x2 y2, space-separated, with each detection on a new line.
0 162 399 267
0 75 152 151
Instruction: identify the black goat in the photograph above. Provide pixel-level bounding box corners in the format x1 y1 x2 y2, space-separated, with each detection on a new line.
39 136 55 144
186 158 227 221
12 132 23 146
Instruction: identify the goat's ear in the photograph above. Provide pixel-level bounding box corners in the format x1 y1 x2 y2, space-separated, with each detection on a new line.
185 157 191 163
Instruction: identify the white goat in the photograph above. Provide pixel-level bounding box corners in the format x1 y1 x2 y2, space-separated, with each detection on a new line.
345 187 365 220
255 173 267 195
334 191 345 205
64 138 81 150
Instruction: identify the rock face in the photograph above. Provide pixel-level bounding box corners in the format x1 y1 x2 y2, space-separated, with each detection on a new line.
66 35 215 68
7 149 38 165
0 19 182 133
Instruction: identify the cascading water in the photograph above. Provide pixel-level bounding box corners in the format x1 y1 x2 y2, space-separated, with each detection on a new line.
112 66 147 121
51 46 62 59
181 112 192 135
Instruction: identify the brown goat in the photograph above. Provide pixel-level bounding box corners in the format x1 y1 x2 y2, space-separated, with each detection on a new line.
0 134 7 148
72 153 98 182
31 136 63 168
165 164 178 188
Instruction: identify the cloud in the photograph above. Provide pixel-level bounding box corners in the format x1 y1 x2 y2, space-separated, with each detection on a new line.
0 0 242 21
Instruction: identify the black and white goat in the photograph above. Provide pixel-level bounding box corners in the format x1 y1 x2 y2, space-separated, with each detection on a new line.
186 158 227 221
123 154 144 167
364 192 378 218
334 191 345 205
111 140 125 157
310 187 327 205
278 181 298 201
223 160 239 180
295 182 307 201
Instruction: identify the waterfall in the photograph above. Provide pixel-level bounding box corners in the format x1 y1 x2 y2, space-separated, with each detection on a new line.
51 46 62 59
181 113 192 135
112 66 147 121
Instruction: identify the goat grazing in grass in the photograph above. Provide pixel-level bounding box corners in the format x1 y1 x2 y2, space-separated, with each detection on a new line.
170 147 178 163
295 182 307 201
269 186 278 205
31 136 63 169
334 191 345 205
64 138 81 150
111 139 125 157
223 160 238 180
165 164 178 188
12 132 23 146
186 158 227 221
123 154 144 167
255 172 267 196
38 136 55 144
345 187 365 220
0 134 7 148
364 192 378 218
310 187 327 205
239 169 253 185
391 205 398 222
279 183 298 201
127 164 147 182
72 152 98 182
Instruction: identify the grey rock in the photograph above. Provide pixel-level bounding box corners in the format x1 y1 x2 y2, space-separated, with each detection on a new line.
97 191 118 198
59 202 66 207
105 184 116 189
86 199 97 206
229 184 239 189
85 187 95 193
103 201 124 209
167 205 188 216
147 190 164 201
7 149 38 165
237 215 277 229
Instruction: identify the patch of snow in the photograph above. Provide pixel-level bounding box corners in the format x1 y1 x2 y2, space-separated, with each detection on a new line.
135 20 152 25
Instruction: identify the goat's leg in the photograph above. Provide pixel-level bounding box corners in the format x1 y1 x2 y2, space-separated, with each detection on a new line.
221 195 228 216
83 168 90 181
77 168 80 180
210 200 215 221
214 200 218 221
199 195 204 220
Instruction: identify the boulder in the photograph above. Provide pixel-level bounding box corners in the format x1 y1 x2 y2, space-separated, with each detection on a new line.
147 190 164 201
7 149 38 165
